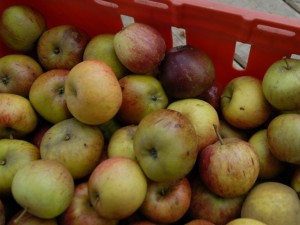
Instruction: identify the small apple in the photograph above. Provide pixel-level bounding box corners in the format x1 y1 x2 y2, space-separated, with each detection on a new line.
7 210 57 225
113 22 166 74
221 76 272 130
37 25 89 70
158 44 215 99
226 218 267 225
0 5 46 52
83 33 129 79
0 199 4 225
40 118 104 179
262 57 300 111
117 74 169 124
88 157 147 220
29 69 72 124
0 54 43 97
11 159 75 219
185 219 215 225
267 113 300 164
58 182 118 225
30 121 52 148
64 60 122 125
291 166 300 196
139 177 191 224
133 109 198 182
97 118 122 143
0 93 38 139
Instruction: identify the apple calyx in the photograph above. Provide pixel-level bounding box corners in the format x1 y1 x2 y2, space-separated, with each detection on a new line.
213 124 224 145
149 147 158 159
13 208 28 224
1 75 9 86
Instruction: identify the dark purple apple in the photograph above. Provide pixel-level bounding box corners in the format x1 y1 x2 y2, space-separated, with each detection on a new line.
158 45 215 99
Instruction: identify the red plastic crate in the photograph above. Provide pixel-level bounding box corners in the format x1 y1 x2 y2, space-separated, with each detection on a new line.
1 0 300 85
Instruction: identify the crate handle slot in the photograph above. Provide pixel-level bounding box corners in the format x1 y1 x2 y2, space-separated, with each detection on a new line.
257 24 296 37
94 0 119 8
134 0 169 9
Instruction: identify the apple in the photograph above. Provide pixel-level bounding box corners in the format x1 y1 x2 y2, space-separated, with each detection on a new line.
248 129 286 179
226 218 267 225
133 109 198 182
187 177 245 225
158 44 215 99
129 221 156 225
58 182 118 225
139 177 191 224
11 159 75 219
0 93 38 139
0 199 4 225
267 113 300 164
7 210 57 225
0 5 46 52
220 76 272 130
29 119 52 148
88 157 147 220
40 118 104 179
107 125 137 160
83 33 129 79
241 182 300 225
167 98 220 151
185 219 215 225
218 119 250 141
291 166 300 196
0 54 43 97
117 74 169 124
262 57 300 111
97 118 122 143
37 25 89 70
64 60 122 125
113 22 166 74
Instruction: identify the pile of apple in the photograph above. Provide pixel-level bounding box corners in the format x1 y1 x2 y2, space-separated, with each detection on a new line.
0 4 300 225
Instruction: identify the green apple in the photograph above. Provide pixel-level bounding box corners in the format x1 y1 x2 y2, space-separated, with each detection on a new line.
117 74 169 124
262 58 300 111
221 76 272 130
133 109 198 182
219 119 250 141
64 60 122 125
97 118 122 143
167 98 220 151
0 5 46 52
291 166 300 196
0 54 43 97
0 93 38 139
0 139 40 196
7 210 58 225
11 159 75 219
267 113 300 164
83 34 129 79
88 157 147 220
40 118 104 179
37 25 89 70
226 218 267 225
29 69 72 124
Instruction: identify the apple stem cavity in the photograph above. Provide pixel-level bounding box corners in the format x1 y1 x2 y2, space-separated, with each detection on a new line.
13 208 28 224
213 124 224 145
0 160 5 165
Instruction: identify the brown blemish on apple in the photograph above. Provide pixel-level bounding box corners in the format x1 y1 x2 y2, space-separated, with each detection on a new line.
64 134 71 141
240 106 245 110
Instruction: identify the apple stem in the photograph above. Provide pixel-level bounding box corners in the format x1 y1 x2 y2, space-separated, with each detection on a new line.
213 124 224 145
284 57 291 70
13 208 27 224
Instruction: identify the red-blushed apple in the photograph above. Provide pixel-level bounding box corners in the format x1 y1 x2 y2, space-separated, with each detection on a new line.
133 109 198 182
167 98 220 151
88 157 147 220
187 177 245 225
29 120 52 148
58 182 118 225
129 221 156 225
29 69 72 124
0 5 46 52
11 159 75 219
291 166 300 196
0 139 40 196
117 74 169 124
158 45 215 99
0 93 38 139
221 76 272 130
185 219 215 225
37 25 89 70
0 199 4 225
7 210 57 225
0 54 43 97
64 60 122 125
113 22 166 74
40 118 105 179
139 177 191 224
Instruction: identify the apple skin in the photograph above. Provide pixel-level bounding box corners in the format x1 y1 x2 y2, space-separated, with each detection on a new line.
11 159 75 219
117 74 169 124
158 45 215 99
262 58 300 111
0 5 46 52
64 60 122 125
29 69 72 124
58 182 118 225
226 218 267 225
291 166 300 196
88 157 147 220
133 109 198 182
113 22 166 74
0 93 38 139
139 177 191 224
37 25 89 70
267 113 300 164
221 76 272 130
0 199 4 225
7 210 58 225
218 119 250 141
0 54 43 97
40 118 105 179
185 219 215 225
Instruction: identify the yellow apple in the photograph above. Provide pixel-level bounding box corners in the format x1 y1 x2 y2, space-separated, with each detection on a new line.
226 218 267 225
